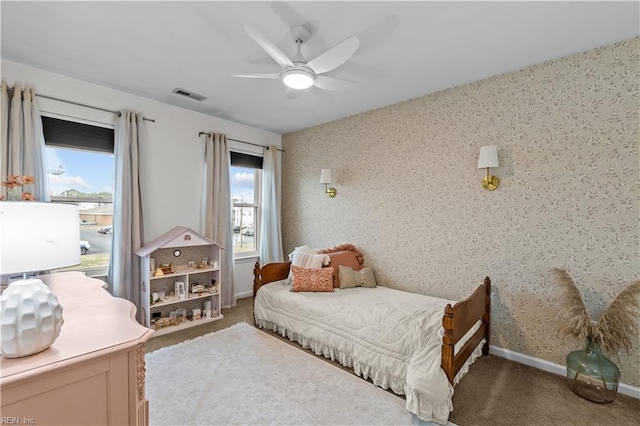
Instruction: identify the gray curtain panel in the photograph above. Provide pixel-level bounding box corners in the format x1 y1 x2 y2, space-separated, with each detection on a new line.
260 145 283 263
0 80 49 200
203 133 236 308
108 111 145 324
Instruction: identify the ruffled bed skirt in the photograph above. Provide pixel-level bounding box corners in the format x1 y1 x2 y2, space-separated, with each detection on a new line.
256 318 485 425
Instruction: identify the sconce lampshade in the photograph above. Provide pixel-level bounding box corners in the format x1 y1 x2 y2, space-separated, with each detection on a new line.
477 145 499 169
477 145 500 191
0 202 80 358
320 169 337 198
320 169 334 184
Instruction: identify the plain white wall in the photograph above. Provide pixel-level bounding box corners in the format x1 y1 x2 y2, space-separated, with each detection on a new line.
1 60 281 298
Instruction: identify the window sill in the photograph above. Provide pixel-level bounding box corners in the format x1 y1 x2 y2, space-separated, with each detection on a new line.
234 254 260 263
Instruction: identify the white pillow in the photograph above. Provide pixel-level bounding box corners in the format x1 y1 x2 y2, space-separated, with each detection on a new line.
288 245 317 260
288 245 330 265
285 251 330 285
292 252 329 269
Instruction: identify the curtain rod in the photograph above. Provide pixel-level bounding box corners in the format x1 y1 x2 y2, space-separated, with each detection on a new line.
198 131 284 152
35 93 156 122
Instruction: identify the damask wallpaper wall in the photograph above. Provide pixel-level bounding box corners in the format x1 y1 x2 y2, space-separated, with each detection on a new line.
281 38 639 386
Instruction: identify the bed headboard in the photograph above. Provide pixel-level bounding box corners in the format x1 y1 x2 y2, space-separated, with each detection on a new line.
253 261 291 298
254 244 365 298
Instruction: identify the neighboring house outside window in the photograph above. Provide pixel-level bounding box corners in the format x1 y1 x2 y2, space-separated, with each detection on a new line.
230 151 262 258
42 116 115 278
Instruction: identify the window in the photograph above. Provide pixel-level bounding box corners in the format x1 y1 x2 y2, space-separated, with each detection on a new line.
42 116 115 276
230 152 262 257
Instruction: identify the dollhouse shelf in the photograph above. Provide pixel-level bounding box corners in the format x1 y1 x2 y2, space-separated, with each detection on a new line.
150 265 219 280
135 226 225 337
150 291 219 308
151 315 223 337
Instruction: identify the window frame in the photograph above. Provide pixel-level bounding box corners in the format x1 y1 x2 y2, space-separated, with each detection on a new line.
230 151 263 259
42 114 115 278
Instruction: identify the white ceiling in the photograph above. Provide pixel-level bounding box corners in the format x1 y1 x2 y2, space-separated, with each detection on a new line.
2 1 638 135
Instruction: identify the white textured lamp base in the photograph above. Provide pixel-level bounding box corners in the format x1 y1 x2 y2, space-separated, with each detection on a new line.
0 278 64 358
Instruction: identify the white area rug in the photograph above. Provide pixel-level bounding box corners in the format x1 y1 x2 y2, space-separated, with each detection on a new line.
146 322 453 425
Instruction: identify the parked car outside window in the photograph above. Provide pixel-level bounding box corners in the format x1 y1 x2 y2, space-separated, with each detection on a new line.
80 241 91 255
98 225 112 235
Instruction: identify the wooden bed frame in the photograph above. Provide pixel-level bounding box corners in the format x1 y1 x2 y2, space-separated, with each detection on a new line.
252 261 491 385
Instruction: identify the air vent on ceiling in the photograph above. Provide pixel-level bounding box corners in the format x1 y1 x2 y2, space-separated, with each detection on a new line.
171 87 207 102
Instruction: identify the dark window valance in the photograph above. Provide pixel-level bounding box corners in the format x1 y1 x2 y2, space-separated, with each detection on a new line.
231 151 263 169
42 116 114 153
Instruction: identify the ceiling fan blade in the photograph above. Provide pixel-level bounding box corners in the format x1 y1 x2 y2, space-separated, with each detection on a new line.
230 73 281 79
313 75 361 91
307 37 360 74
244 25 293 69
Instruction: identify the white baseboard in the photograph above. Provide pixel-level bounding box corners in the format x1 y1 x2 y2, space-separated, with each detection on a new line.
489 345 639 399
235 291 253 299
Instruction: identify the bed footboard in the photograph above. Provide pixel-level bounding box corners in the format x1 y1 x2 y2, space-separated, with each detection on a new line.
441 277 491 385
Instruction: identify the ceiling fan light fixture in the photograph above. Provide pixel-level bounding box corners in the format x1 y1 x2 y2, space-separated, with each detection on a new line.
234 25 361 94
283 69 314 90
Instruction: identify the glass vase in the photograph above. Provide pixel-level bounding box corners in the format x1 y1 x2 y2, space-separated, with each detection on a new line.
566 336 620 403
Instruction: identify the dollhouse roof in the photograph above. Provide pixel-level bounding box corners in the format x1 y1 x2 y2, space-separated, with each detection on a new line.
135 226 224 257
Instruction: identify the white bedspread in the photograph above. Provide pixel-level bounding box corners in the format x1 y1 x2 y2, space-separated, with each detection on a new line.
254 280 484 425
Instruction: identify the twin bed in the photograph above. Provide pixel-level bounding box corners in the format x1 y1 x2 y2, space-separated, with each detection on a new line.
252 259 491 425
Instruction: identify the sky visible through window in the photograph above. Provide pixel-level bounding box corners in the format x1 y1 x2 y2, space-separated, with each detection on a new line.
45 149 255 201
230 167 255 203
45 147 114 195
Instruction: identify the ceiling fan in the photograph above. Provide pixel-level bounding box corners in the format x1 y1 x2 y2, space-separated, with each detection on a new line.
231 25 361 92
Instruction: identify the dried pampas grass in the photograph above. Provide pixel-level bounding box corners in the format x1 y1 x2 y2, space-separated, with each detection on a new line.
596 280 640 355
552 268 640 357
552 268 593 339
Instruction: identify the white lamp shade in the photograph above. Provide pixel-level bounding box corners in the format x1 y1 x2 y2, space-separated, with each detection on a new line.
477 145 499 169
0 202 81 275
320 169 333 184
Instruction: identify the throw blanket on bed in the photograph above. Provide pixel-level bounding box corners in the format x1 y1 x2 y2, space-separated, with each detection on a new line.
254 281 484 424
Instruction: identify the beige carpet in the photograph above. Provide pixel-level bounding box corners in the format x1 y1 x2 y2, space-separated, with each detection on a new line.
148 297 640 426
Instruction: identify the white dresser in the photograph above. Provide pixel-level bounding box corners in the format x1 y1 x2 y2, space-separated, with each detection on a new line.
0 272 154 425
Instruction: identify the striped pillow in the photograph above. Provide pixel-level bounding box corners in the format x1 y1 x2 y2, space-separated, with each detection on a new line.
292 252 330 269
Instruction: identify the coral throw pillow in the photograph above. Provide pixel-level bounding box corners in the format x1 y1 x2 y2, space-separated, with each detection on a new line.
319 244 365 288
325 250 362 288
291 265 334 293
285 251 330 285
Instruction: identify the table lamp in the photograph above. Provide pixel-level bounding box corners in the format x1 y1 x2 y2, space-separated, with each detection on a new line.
0 202 81 358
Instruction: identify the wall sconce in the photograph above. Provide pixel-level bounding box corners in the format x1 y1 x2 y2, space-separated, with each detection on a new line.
320 169 337 198
477 145 499 191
